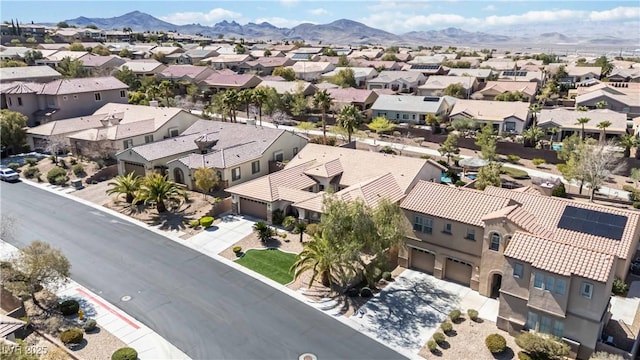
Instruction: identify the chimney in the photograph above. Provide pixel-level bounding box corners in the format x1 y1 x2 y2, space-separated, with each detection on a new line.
149 100 159 108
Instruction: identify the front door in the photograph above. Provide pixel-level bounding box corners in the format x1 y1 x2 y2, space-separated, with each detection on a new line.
491 274 502 299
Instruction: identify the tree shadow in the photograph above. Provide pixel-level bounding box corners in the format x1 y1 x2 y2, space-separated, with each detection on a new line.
444 330 458 337
438 341 451 350
57 295 98 318
68 339 88 351
492 347 515 360
262 237 282 249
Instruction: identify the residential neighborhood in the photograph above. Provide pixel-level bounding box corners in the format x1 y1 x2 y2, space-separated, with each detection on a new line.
1 3 640 360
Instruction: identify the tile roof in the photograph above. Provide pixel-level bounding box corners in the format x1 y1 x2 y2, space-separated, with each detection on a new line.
159 65 214 79
322 67 378 79
419 75 475 90
576 89 640 108
504 231 614 282
257 80 315 94
244 57 294 68
538 108 628 133
227 161 318 202
0 66 61 82
40 76 127 95
119 60 165 73
303 158 343 178
450 99 530 122
78 54 124 67
290 61 335 73
370 71 424 84
447 68 494 78
326 88 378 104
565 66 602 77
372 94 448 114
45 50 88 61
478 81 538 97
201 73 260 87
401 181 512 227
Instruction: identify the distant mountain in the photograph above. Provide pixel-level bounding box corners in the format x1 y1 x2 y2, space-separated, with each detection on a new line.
63 11 636 46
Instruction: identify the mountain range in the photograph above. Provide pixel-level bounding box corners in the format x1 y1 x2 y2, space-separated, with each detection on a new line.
63 11 637 47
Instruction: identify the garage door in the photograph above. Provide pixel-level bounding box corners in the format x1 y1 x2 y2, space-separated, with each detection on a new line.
410 248 435 274
123 161 145 177
239 197 268 220
445 258 472 286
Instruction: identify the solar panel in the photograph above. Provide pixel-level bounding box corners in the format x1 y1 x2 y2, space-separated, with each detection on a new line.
411 64 440 70
557 205 627 241
502 71 528 77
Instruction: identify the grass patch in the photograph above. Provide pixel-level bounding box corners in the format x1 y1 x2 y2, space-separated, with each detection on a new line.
501 166 530 179
235 249 296 284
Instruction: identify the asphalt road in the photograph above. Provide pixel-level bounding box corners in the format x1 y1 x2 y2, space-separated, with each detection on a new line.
0 182 405 360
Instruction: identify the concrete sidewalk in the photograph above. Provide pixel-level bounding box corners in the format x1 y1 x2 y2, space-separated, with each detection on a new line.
0 240 190 360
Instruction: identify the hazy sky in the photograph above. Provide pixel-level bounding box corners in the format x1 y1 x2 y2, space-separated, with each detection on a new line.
2 0 639 34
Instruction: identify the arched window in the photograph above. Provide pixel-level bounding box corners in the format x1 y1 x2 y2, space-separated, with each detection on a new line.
490 233 501 251
173 168 184 184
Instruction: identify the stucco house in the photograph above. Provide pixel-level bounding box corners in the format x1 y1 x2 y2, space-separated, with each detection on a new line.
288 62 336 82
226 143 446 222
0 76 128 127
200 73 262 93
78 54 126 76
474 81 538 102
371 94 456 124
257 80 317 96
157 65 217 83
367 71 426 94
447 68 495 85
326 88 379 111
115 120 308 189
417 75 477 97
608 68 640 83
537 108 628 141
238 57 296 76
449 99 530 134
399 181 640 359
320 67 379 88
575 86 640 119
0 66 61 84
26 103 200 158
118 60 167 77
564 66 602 84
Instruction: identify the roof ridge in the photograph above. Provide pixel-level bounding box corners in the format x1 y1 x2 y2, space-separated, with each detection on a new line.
512 230 616 257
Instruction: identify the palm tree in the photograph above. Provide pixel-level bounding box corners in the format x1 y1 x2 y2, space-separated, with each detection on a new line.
146 84 160 102
596 121 612 143
253 221 273 243
238 88 253 116
521 126 545 147
547 127 560 149
335 105 363 143
252 87 268 126
620 134 638 158
133 173 183 213
529 103 541 126
157 80 174 107
595 100 608 109
106 172 141 203
575 117 590 142
222 89 240 123
313 90 334 144
290 233 342 288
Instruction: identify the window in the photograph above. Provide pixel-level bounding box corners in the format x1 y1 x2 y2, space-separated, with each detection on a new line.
443 223 452 234
120 90 126 98
489 233 500 251
581 282 593 299
526 312 538 330
73 95 78 100
513 263 523 278
402 114 409 120
293 147 298 156
251 161 260 174
413 216 433 234
552 320 564 338
17 97 22 106
533 272 543 289
318 184 325 191
504 121 516 132
62 96 68 101
94 92 102 101
231 167 241 181
144 135 153 144
169 128 179 137
544 276 555 292
466 228 475 240
539 316 552 334
7 97 11 106
396 114 400 119
555 279 566 295
273 151 284 162
122 139 133 149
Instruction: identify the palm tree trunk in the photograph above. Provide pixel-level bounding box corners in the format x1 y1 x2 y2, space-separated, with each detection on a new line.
347 130 352 143
321 271 331 287
589 189 595 202
157 200 167 213
581 126 585 141
259 106 262 126
322 110 327 144
125 193 134 203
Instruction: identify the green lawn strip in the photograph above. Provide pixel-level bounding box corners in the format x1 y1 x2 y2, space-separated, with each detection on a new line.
235 249 296 285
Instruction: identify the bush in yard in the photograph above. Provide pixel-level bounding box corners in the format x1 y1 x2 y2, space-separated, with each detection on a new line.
25 157 38 166
70 158 77 165
427 339 437 353
360 287 373 298
515 332 569 360
59 328 83 344
59 299 80 316
437 160 449 168
23 166 39 179
501 167 529 179
72 163 85 177
449 309 461 322
590 351 625 360
441 321 453 333
282 216 297 230
532 158 546 167
83 319 97 332
634 202 640 209
233 246 242 254
111 347 138 360
199 216 214 228
552 183 567 198
612 277 629 295
58 159 67 169
6 162 19 171
506 154 520 164
624 185 640 202
433 332 446 345
485 334 507 353
48 155 56 163
454 180 466 187
381 271 392 281
518 351 533 360
47 167 68 185
467 309 479 322
189 220 200 228
305 223 321 237
271 209 285 225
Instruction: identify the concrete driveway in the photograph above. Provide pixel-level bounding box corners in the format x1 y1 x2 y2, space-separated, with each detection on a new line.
184 214 258 256
348 269 498 358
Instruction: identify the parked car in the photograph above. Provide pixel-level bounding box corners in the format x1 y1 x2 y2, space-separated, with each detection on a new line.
0 168 19 182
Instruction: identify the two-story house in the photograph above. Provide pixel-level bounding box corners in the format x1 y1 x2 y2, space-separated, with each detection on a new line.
0 76 128 127
366 71 426 94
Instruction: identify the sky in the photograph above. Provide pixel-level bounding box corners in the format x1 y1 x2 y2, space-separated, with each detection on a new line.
1 0 639 34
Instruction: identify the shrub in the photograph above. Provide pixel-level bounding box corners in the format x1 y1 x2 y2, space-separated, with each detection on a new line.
83 319 97 332
590 351 625 360
58 159 67 169
199 216 214 228
72 163 86 177
612 277 629 295
441 321 453 333
48 155 56 163
532 158 546 167
634 202 640 209
420 155 432 160
427 339 437 352
360 287 373 298
6 162 19 171
47 167 68 185
449 309 461 322
379 146 396 154
25 157 38 166
506 154 521 164
271 209 285 225
501 166 529 179
381 271 392 281
59 299 80 316
485 334 507 353
467 309 479 321
111 347 138 360
433 332 446 345
293 222 307 234
518 351 533 360
305 223 321 237
624 185 640 202
232 246 242 253
59 328 83 344
515 332 570 360
23 166 39 179
282 216 297 229
70 158 78 165
437 160 449 168
189 220 200 228
454 180 467 187
552 183 567 198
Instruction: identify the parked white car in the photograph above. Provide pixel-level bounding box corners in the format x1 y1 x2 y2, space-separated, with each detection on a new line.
0 168 19 182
